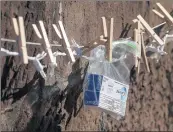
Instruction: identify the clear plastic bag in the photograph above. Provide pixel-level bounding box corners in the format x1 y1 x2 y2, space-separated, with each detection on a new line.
86 40 137 84
83 39 137 119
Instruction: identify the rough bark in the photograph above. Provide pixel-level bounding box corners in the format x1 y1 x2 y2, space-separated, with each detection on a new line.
1 1 173 131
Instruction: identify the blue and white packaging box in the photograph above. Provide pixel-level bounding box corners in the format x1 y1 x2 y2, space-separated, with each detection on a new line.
83 73 129 116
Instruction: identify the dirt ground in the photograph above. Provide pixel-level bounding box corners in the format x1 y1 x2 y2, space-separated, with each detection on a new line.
1 1 173 131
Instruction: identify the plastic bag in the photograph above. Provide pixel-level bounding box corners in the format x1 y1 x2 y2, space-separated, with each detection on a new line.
83 39 137 119
86 40 138 83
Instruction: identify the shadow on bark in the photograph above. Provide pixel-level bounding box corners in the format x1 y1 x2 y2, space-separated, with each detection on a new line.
19 58 89 132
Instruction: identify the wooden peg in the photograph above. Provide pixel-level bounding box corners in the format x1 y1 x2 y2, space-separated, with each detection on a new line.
12 18 19 36
107 18 114 62
138 21 142 59
17 17 28 64
141 32 150 73
156 3 173 24
137 28 142 73
137 15 164 46
152 9 165 19
134 29 139 67
32 24 42 39
39 21 56 65
52 24 62 39
58 20 75 62
135 21 144 73
152 22 166 30
101 17 108 38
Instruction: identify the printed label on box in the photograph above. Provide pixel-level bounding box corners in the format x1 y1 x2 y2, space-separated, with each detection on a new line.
99 76 129 116
84 73 129 116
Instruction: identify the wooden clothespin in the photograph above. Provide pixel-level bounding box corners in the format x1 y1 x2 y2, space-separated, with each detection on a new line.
12 18 19 36
101 17 108 38
133 19 149 73
141 32 150 73
152 9 165 19
101 17 114 62
39 21 57 66
32 24 42 39
137 15 164 46
152 22 166 30
134 29 139 68
107 18 114 62
12 17 28 64
32 24 63 49
137 22 144 74
137 21 142 58
156 3 173 24
58 20 75 63
134 24 141 74
52 24 62 39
